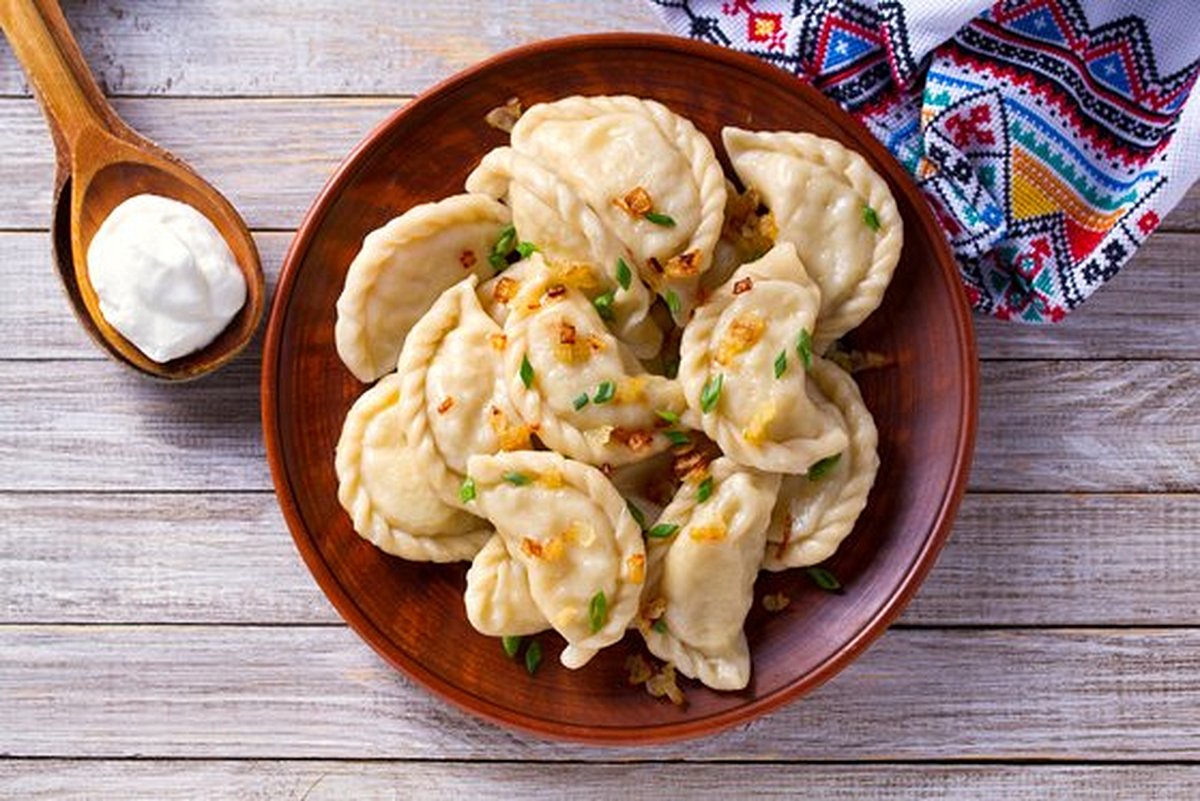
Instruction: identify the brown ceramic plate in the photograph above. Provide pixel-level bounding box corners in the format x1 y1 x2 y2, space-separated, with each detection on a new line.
262 33 977 743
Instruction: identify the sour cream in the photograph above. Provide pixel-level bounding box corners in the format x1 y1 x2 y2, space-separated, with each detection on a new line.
86 194 247 363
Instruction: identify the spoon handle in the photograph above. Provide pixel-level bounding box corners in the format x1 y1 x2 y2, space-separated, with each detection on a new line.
0 0 114 156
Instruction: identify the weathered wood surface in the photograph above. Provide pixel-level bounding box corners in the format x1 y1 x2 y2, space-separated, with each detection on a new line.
1 358 1196 492
2 0 1199 792
2 491 1197 627
4 227 1200 361
1 624 1197 760
0 1 667 98
3 761 1200 801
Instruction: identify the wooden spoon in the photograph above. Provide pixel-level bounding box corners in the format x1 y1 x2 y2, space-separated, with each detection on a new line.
0 0 265 380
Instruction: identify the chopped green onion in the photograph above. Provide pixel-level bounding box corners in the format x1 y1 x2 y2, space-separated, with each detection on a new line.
516 241 537 259
627 500 647 530
652 618 668 634
648 523 679 539
696 476 714 503
572 392 590 411
644 211 676 227
519 355 534 388
862 204 881 232
655 409 681 424
796 329 813 372
503 471 531 486
664 429 690 446
663 356 680 380
616 257 632 291
807 453 842 481
593 380 616 404
700 373 723 414
458 476 477 503
501 635 522 658
806 566 843 592
524 638 543 675
588 590 608 633
664 289 682 317
774 350 787 379
490 224 517 271
593 290 616 321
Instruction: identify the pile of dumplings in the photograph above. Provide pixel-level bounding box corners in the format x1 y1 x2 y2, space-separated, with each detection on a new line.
333 95 901 692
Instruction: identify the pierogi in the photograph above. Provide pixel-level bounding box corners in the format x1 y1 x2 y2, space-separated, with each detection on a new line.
332 95 900 694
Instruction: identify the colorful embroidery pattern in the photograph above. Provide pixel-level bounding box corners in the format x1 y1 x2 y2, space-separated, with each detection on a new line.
651 0 1200 322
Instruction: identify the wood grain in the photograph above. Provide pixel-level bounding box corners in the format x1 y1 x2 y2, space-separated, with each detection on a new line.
3 761 1200 800
2 492 1197 627
5 229 1200 361
1 624 1197 760
0 1 666 97
0 359 1194 492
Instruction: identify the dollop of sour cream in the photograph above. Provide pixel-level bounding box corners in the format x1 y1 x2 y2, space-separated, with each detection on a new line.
86 194 247 364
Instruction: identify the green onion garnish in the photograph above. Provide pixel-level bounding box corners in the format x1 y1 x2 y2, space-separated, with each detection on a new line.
644 211 676 227
458 476 477 503
593 290 616 321
648 523 679 539
796 329 813 372
490 224 517 271
503 471 531 486
616 257 632 291
807 453 842 481
501 635 522 658
696 476 714 503
519 355 534 388
664 289 682 317
588 590 608 633
524 639 543 675
572 392 590 411
516 241 537 259
862 204 881 232
774 350 787 379
627 500 647 530
806 566 843 592
593 380 616 404
655 409 681 424
700 373 723 414
652 618 668 634
664 429 690 446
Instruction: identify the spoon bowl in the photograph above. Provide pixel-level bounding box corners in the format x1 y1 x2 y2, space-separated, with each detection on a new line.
1 0 264 381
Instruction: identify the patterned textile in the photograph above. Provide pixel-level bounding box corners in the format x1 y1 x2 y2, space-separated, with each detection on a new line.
651 0 1200 322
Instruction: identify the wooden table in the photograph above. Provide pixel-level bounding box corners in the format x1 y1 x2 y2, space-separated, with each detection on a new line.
2 2 1198 797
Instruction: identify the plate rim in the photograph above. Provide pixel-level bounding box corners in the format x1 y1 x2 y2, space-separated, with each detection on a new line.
261 31 979 745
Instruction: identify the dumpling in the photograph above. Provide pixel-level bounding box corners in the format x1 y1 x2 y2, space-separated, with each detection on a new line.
503 260 688 467
466 146 662 357
763 357 879 570
335 373 491 562
464 533 549 636
512 95 727 324
678 243 848 473
723 127 902 350
396 276 530 510
639 458 781 690
464 450 645 669
335 193 512 382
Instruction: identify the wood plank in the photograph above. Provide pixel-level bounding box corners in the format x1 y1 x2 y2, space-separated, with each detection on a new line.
3 761 1200 800
0 624 1197 759
0 98 398 230
1 358 1196 492
3 229 1199 361
0 1 666 98
3 492 1198 627
975 361 1200 492
0 493 336 625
